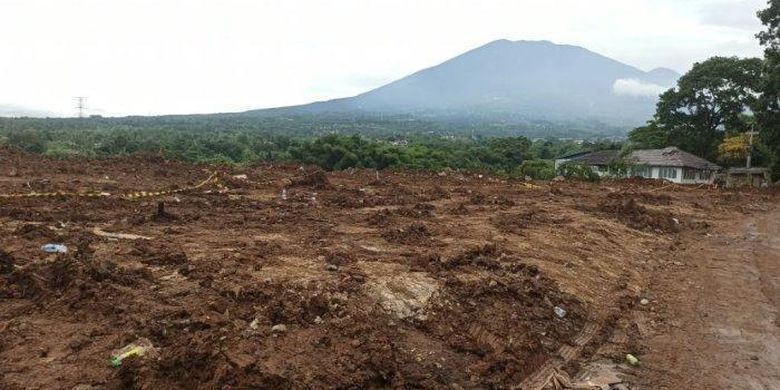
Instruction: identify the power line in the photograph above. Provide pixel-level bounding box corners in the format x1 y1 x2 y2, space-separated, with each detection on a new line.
74 96 87 118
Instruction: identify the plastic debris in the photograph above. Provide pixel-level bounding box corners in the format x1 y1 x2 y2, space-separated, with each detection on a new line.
554 306 567 318
110 338 154 367
41 244 68 254
626 353 640 365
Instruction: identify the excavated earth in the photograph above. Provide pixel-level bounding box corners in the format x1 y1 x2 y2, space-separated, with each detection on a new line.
0 145 776 389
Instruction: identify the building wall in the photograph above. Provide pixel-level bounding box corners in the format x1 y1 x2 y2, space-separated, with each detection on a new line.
588 165 713 184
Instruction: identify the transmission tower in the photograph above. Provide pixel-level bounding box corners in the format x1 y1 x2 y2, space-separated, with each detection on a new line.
74 96 87 118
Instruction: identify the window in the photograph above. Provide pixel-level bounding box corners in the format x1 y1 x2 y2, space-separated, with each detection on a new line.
658 167 677 179
631 166 651 178
683 168 697 180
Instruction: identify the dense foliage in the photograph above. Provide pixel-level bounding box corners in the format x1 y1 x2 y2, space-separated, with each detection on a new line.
629 57 762 162
628 1 780 180
0 120 620 178
757 0 780 180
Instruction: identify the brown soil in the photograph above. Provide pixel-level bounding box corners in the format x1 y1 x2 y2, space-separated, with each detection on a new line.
0 146 776 389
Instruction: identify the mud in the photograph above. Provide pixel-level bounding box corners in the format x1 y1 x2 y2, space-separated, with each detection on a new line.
0 145 775 389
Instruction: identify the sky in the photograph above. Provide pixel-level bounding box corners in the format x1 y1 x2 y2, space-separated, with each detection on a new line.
0 0 768 117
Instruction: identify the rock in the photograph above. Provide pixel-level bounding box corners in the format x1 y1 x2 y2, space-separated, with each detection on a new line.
553 175 566 182
314 316 323 324
249 318 260 330
271 324 287 332
640 298 649 305
364 272 439 320
325 264 339 272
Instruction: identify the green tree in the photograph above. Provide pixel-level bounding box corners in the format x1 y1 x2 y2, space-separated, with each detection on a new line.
652 57 762 161
757 0 780 180
628 122 669 149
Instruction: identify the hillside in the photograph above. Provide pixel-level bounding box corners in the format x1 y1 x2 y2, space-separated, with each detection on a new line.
245 40 680 126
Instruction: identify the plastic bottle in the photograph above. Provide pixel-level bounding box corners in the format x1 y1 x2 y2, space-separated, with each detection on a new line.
110 338 154 367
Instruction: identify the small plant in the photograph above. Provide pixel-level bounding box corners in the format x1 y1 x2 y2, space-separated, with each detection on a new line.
556 162 600 182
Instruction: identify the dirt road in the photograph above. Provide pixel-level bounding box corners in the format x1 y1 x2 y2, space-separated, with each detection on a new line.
638 205 780 389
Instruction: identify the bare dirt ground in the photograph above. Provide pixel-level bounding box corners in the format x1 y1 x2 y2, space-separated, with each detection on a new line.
636 204 779 389
0 145 776 389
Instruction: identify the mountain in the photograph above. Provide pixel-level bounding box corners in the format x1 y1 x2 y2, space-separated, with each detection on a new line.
0 104 54 118
245 40 680 126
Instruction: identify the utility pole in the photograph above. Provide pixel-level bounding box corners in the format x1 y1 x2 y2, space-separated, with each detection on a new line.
745 125 759 169
74 96 87 118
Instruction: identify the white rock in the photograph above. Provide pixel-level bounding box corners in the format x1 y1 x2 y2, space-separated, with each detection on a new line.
271 324 287 332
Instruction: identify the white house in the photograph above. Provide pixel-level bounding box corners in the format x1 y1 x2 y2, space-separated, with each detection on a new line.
554 147 721 184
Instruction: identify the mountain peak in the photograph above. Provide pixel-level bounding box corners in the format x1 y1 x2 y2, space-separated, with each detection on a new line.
248 40 678 127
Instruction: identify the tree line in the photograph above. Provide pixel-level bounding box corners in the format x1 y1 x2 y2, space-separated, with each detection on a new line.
0 123 621 180
628 1 780 180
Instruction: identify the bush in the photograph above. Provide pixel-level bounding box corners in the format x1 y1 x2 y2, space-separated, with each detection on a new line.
517 160 555 180
557 162 600 182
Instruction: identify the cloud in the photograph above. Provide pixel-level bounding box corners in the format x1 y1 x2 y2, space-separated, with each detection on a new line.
612 78 669 98
699 0 764 30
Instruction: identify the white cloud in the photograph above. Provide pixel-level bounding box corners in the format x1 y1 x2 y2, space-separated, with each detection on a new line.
0 0 767 116
612 79 669 98
700 0 764 30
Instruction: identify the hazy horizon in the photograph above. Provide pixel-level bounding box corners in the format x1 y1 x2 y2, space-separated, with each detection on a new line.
0 0 767 117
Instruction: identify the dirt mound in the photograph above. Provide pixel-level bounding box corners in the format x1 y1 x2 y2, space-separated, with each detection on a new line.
130 240 188 266
395 203 435 218
469 193 516 207
591 198 680 233
382 223 432 244
492 208 567 234
289 168 331 189
607 190 673 205
366 209 393 226
14 224 57 240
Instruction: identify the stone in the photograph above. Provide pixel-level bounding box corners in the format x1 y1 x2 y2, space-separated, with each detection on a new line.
271 324 287 332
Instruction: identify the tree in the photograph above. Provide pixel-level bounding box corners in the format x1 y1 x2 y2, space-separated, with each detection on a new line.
718 134 748 163
756 0 780 180
651 57 762 161
628 122 669 149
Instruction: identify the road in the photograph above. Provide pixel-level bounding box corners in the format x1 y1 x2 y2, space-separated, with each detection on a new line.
638 205 780 389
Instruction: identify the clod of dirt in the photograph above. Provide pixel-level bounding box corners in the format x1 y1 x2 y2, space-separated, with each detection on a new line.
131 240 188 266
382 223 432 244
590 198 680 233
607 190 672 206
366 209 392 226
469 193 516 207
493 208 571 234
323 251 355 266
395 203 435 218
290 169 330 189
0 251 16 274
14 224 57 240
448 203 470 215
444 244 503 270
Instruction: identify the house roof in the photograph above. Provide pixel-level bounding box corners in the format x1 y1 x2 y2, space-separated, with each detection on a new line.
568 150 620 165
628 147 721 170
563 147 721 170
556 151 593 160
